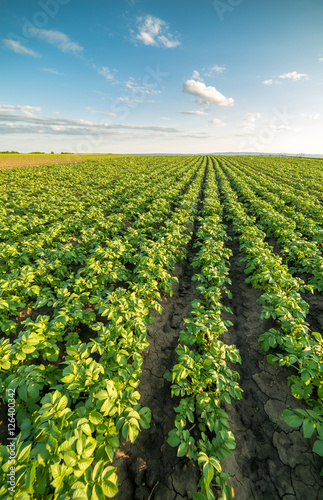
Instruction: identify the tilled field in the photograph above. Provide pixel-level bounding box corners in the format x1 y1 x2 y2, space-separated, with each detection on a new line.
0 153 121 169
0 155 322 499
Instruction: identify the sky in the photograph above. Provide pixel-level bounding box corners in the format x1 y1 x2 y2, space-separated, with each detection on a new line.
1 0 323 154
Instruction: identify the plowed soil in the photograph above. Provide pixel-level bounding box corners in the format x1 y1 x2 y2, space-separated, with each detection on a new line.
0 154 120 169
112 210 323 499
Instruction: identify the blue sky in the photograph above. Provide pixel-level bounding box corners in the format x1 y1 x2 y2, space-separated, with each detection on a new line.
1 0 322 154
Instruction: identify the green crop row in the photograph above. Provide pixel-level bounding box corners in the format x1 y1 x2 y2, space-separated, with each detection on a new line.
0 156 204 499
214 158 323 465
167 161 242 500
219 160 323 290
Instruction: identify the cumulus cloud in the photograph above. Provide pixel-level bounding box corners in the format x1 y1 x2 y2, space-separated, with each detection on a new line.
209 118 226 127
2 39 40 57
204 65 226 76
263 71 309 85
95 66 115 81
278 71 309 81
133 15 180 48
262 79 275 85
182 79 234 107
28 29 83 54
191 70 203 81
180 110 208 116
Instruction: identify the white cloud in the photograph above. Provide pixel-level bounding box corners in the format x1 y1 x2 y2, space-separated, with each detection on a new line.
96 66 115 81
124 77 162 96
204 65 226 76
262 72 309 85
194 98 210 108
0 106 181 136
278 71 309 81
0 104 41 117
157 35 180 49
191 70 203 81
182 79 234 107
117 97 158 103
133 15 180 48
209 118 226 127
180 110 208 116
319 57 323 62
300 112 320 120
2 39 40 57
160 117 171 120
42 68 62 75
28 29 83 54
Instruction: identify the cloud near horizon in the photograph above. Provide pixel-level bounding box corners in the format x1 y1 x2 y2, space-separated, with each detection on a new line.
0 104 181 136
183 79 234 107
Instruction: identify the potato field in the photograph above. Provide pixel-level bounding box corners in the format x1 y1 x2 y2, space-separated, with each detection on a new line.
0 155 322 500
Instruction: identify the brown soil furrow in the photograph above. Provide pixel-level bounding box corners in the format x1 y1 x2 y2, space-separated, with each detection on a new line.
113 231 202 500
220 222 323 499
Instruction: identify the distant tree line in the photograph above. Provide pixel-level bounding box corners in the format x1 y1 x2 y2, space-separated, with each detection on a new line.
0 151 20 154
0 151 75 154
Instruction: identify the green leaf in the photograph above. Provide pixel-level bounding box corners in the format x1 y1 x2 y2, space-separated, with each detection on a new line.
177 442 187 457
92 461 104 482
28 383 40 400
282 410 302 428
266 354 278 365
303 418 316 439
17 443 32 463
25 462 37 489
89 410 103 425
57 395 68 411
163 371 172 382
15 493 31 500
203 462 214 484
63 450 78 467
101 470 118 498
34 472 47 495
102 466 117 481
301 370 311 385
82 423 92 436
72 489 88 499
209 457 221 472
91 484 104 500
313 439 323 457
18 385 28 402
193 493 207 500
167 435 181 447
312 331 322 341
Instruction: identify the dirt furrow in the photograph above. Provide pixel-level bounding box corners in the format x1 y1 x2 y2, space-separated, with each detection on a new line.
220 222 323 499
113 228 202 500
